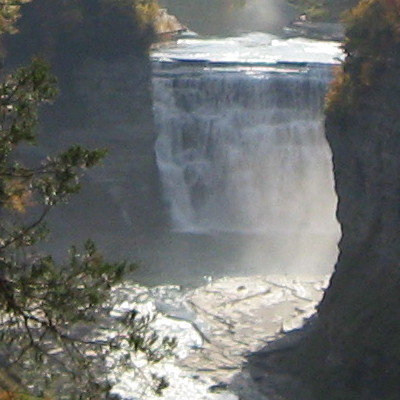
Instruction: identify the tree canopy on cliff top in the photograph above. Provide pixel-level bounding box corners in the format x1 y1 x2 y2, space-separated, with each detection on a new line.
0 1 174 399
326 0 400 116
4 0 158 68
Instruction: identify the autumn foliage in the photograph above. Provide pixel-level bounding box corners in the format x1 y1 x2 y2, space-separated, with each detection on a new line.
326 0 400 116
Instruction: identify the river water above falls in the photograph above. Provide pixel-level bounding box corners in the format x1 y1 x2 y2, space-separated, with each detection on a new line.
146 32 342 285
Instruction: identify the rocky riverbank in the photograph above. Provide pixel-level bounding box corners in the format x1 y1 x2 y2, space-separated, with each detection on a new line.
283 21 344 41
109 274 329 400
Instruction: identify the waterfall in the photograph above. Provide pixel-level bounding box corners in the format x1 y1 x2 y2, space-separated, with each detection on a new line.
153 63 337 237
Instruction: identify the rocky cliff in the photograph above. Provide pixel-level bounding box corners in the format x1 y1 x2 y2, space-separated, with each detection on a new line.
4 0 167 260
310 1 400 397
39 55 166 258
311 67 400 400
249 1 400 399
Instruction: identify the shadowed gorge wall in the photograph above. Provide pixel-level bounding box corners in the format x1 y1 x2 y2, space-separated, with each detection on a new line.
316 68 400 398
282 1 400 398
42 55 166 250
4 0 166 258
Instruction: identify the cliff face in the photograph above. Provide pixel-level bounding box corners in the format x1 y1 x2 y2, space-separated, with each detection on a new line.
4 0 166 259
315 65 400 400
247 2 400 399
304 1 400 398
39 54 166 256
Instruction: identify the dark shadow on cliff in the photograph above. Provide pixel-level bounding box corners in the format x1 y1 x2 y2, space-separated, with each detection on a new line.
229 2 400 400
227 318 318 400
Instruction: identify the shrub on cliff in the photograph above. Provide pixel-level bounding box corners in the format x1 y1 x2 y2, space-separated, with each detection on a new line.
326 0 400 118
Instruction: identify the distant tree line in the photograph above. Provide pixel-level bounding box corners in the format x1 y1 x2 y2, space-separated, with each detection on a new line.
287 0 359 20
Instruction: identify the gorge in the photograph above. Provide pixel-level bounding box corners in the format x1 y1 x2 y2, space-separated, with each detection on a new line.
4 0 400 398
44 30 343 400
31 33 342 287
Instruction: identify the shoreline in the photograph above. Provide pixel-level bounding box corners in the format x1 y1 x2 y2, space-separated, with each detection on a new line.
110 274 329 399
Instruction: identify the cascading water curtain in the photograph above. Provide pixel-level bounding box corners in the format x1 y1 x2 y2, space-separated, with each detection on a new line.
154 66 337 237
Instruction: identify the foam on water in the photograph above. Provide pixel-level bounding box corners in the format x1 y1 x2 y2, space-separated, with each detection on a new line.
152 32 343 65
110 275 329 400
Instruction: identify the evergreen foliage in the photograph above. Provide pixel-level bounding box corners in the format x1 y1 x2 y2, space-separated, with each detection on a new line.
0 2 175 399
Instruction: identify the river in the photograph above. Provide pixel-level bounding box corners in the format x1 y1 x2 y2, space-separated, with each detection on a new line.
108 31 343 400
133 32 342 286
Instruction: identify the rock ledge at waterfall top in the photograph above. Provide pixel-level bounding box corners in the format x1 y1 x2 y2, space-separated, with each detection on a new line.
153 8 188 42
283 21 344 41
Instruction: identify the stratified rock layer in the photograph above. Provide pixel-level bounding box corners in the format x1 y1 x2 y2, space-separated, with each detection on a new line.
39 54 167 258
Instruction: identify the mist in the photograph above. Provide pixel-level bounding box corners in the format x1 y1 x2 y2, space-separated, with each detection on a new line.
232 0 297 34
159 0 297 36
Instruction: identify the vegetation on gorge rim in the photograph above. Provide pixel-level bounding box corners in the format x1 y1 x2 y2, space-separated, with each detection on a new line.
0 1 175 398
287 0 359 20
325 0 400 118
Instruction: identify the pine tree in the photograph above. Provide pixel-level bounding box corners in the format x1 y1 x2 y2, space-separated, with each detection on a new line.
0 3 174 399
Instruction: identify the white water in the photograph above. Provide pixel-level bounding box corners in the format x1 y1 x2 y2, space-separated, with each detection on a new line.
154 65 335 235
110 33 343 400
110 275 328 400
152 34 341 260
152 32 342 65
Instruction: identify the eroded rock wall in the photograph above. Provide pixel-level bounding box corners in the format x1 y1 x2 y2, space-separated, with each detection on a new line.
251 2 400 398
3 0 167 260
38 54 167 259
313 65 400 399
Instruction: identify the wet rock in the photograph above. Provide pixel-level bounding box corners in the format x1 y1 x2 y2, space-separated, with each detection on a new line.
153 8 188 41
110 275 328 399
